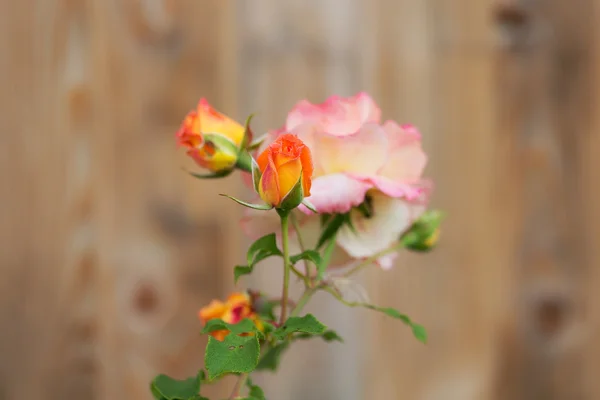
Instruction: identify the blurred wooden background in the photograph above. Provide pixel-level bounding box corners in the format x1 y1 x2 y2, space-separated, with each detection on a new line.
1 0 600 399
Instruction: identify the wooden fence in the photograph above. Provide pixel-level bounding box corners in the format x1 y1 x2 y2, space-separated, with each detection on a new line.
1 0 599 399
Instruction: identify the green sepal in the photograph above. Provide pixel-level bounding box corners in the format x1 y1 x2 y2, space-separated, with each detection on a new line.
220 194 273 210
251 157 262 193
240 113 256 150
301 199 318 213
278 174 304 211
150 370 204 400
204 334 260 380
235 150 253 173
203 132 239 170
183 167 232 180
247 132 269 151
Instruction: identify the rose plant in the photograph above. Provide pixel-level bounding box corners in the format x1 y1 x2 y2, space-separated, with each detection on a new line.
151 95 443 400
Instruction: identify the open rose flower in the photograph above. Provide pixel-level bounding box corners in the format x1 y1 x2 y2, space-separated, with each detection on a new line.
256 133 313 210
198 292 263 341
176 98 249 173
246 93 431 269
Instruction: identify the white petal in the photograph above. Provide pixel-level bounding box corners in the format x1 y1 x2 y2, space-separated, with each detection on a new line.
336 192 422 261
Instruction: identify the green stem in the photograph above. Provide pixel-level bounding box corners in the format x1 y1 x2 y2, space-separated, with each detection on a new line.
228 373 248 399
322 286 378 310
290 213 311 286
279 212 291 325
342 243 403 278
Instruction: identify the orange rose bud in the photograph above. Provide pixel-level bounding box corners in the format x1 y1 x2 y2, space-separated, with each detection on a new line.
198 292 263 341
256 134 313 210
176 98 248 173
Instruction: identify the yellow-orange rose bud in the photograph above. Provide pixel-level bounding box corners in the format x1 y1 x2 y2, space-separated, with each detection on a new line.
256 134 313 209
198 292 263 341
176 98 248 173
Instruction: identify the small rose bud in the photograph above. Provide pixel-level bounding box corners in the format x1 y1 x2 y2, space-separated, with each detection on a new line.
255 134 313 210
401 210 443 252
176 99 251 174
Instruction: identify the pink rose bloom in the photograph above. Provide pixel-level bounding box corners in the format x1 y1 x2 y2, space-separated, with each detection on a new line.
245 92 431 269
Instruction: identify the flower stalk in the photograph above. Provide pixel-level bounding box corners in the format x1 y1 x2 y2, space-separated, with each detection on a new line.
279 211 291 325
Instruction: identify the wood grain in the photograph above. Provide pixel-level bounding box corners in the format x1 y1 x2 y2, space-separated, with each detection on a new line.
1 0 600 399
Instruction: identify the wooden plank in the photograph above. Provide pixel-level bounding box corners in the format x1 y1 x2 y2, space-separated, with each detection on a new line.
364 0 507 399
0 1 240 399
491 0 597 399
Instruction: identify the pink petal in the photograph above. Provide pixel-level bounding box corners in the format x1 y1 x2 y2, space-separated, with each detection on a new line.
368 177 425 200
316 122 388 176
336 193 424 263
286 92 381 136
376 121 428 184
352 92 381 125
298 174 372 215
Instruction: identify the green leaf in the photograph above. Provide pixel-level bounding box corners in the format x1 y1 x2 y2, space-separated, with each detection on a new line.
272 314 326 340
321 330 344 342
220 194 273 210
151 383 164 400
316 213 347 249
364 304 428 344
247 233 282 266
256 342 289 371
204 335 260 380
295 329 344 343
150 371 202 400
200 318 258 336
411 323 428 343
234 265 253 284
245 378 266 400
290 250 322 267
